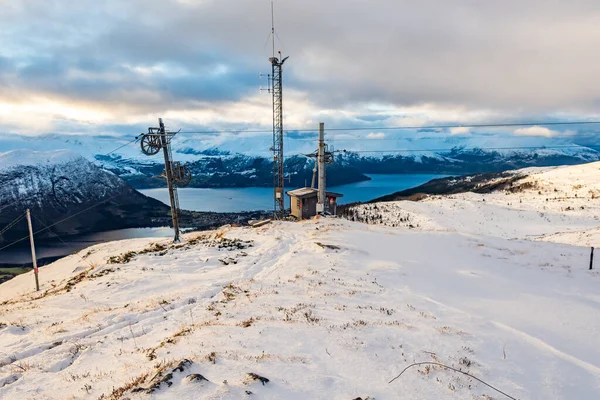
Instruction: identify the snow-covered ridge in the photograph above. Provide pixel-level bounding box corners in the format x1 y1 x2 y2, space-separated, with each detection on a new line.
345 161 600 246
2 132 599 166
0 149 84 173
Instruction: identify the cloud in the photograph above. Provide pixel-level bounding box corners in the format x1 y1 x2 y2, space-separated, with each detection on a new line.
450 127 471 135
367 132 386 139
1 0 600 136
513 126 558 138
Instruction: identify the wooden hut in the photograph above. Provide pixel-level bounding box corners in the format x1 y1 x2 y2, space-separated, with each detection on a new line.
286 187 343 220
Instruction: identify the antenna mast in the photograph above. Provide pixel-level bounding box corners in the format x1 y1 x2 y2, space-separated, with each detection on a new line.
264 1 289 220
271 1 275 58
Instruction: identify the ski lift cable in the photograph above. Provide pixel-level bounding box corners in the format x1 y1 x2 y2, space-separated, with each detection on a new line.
288 144 590 156
177 120 600 135
31 214 97 269
0 193 123 253
102 137 141 157
0 212 27 236
74 121 600 159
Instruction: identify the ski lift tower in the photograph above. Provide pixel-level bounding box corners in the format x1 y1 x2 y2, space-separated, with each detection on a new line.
139 118 192 242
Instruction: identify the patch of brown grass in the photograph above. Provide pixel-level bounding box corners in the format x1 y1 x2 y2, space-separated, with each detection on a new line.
101 372 149 400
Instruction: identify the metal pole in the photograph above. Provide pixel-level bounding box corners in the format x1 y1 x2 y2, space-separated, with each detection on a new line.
590 247 594 270
26 209 40 291
317 122 326 214
158 118 181 242
271 1 275 59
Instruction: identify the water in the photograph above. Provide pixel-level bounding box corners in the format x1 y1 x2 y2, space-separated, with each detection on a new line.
140 174 447 212
1 227 174 266
1 174 445 267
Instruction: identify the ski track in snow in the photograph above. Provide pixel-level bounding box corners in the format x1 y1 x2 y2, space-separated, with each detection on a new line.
0 162 600 399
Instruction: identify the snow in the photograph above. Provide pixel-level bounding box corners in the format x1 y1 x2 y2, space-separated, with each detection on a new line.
348 162 600 247
0 149 126 212
1 131 598 165
0 149 82 173
1 163 600 399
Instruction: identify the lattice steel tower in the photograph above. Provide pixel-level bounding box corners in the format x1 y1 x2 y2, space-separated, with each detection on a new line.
269 52 288 219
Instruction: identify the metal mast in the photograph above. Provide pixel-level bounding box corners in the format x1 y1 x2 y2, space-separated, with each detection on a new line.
265 2 289 220
270 53 288 219
140 118 191 243
317 123 326 214
306 122 335 215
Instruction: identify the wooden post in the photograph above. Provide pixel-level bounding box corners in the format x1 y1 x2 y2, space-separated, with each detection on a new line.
590 247 594 270
26 209 40 291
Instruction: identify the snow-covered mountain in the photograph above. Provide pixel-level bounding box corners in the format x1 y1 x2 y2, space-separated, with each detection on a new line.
0 149 128 207
1 133 599 189
0 149 171 245
1 162 599 399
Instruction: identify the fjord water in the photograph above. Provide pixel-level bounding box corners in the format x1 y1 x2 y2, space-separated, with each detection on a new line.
1 174 445 266
0 227 175 266
140 174 447 212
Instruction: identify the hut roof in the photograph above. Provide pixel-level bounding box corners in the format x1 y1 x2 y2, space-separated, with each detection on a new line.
287 187 343 199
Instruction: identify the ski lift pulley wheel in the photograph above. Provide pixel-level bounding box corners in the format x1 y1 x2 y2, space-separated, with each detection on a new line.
140 134 162 156
174 165 192 187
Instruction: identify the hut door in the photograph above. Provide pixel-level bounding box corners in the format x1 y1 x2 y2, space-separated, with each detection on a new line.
329 197 337 215
302 199 310 217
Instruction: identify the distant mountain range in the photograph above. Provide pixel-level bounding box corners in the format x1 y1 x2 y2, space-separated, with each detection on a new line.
1 132 599 190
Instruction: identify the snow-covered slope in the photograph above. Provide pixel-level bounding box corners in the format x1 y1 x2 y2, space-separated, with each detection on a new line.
0 149 83 173
347 161 600 247
0 149 169 245
0 149 125 208
1 161 599 399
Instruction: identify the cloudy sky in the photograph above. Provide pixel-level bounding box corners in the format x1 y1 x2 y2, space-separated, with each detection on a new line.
1 0 600 145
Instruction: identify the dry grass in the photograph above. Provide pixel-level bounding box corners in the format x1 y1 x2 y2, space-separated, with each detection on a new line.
173 326 192 338
207 351 217 364
99 372 149 400
239 317 255 328
10 360 37 373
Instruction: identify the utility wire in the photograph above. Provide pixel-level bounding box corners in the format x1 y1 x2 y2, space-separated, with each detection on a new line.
286 144 590 157
388 362 518 400
0 212 27 236
330 144 587 154
0 203 21 214
32 214 96 269
177 120 600 135
20 121 597 161
0 193 123 253
101 137 141 157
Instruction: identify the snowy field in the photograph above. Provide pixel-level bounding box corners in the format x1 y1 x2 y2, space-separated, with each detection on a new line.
348 162 600 247
1 163 599 399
